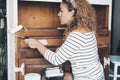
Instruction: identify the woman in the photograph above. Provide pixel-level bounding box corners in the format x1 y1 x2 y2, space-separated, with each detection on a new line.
25 0 105 80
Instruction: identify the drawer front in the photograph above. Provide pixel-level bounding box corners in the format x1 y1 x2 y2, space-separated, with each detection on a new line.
17 50 43 59
18 58 63 80
17 38 62 50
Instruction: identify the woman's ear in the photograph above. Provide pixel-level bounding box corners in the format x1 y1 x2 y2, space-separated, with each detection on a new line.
70 10 75 17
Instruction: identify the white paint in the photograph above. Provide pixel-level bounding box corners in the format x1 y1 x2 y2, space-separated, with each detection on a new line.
39 40 48 45
10 25 23 34
87 0 112 31
87 0 111 5
15 63 24 75
19 0 62 2
25 73 41 80
45 67 64 78
7 0 18 80
0 47 1 55
0 19 4 28
104 57 110 68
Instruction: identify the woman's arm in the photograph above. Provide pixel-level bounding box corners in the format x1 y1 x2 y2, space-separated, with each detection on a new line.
24 39 48 56
24 33 80 65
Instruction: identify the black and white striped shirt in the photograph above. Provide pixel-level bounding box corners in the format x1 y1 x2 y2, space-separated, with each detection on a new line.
44 31 104 80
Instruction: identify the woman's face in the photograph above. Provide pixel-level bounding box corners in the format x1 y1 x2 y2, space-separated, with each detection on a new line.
58 3 74 25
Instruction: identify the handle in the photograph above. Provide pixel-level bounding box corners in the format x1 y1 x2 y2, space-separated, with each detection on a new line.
15 63 25 75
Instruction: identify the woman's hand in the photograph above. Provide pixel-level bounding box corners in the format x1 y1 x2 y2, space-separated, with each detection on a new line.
24 39 40 49
24 39 48 56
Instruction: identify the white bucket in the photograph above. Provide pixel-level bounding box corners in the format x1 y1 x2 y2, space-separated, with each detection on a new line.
25 73 41 80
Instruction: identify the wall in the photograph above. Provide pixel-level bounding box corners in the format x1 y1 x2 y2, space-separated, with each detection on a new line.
111 0 120 55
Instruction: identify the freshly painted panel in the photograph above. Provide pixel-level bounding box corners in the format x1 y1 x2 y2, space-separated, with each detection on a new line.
19 0 62 2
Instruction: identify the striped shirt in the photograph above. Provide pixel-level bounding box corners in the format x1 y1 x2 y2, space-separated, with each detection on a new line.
44 31 104 80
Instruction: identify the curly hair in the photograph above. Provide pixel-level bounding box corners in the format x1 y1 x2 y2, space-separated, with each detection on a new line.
62 0 97 42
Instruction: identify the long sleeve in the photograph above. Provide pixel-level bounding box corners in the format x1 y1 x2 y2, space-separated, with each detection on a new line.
44 32 104 80
44 33 80 65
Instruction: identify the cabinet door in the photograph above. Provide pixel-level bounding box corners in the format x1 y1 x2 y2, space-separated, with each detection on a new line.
93 5 111 80
15 30 63 80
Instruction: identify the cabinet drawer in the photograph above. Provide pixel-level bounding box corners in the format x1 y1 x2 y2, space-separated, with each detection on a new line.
18 58 61 80
16 37 62 51
17 50 43 59
19 58 62 74
17 47 57 59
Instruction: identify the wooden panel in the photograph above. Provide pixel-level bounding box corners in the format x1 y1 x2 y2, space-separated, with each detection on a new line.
18 50 43 59
19 58 63 80
15 29 63 37
18 59 49 80
93 5 109 28
98 47 109 63
98 46 109 80
18 1 60 28
97 29 109 36
104 6 109 28
97 37 107 46
19 58 53 66
18 38 62 49
19 58 58 74
18 47 57 59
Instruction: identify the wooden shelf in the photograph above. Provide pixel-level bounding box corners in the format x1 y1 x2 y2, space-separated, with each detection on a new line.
15 29 63 37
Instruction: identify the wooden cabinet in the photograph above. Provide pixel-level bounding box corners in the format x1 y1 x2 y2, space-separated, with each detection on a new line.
15 2 64 80
7 0 112 80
